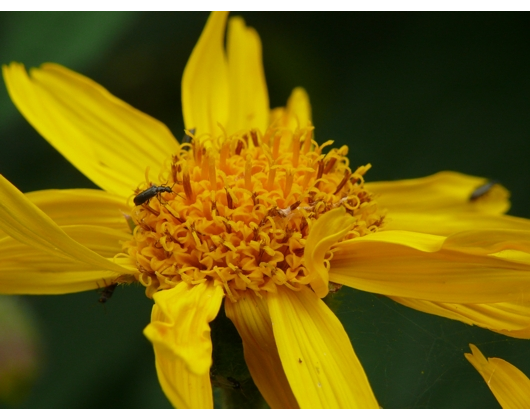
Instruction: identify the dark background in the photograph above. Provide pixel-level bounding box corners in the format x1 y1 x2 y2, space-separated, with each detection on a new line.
0 12 529 408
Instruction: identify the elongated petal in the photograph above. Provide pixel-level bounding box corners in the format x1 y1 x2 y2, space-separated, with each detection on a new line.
0 225 130 294
270 87 312 133
143 281 224 408
226 16 269 135
382 211 530 237
267 286 378 408
286 87 311 130
305 207 355 298
367 171 510 214
225 291 298 409
3 63 178 198
182 11 229 136
0 175 131 273
25 188 131 231
465 344 530 409
330 230 530 303
391 297 530 338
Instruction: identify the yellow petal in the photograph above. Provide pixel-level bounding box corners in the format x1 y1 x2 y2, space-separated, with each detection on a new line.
443 229 530 258
143 281 224 408
305 206 355 298
267 286 378 408
367 171 510 214
0 225 129 294
465 344 530 409
3 63 178 198
286 87 311 130
225 291 299 409
330 230 530 303
25 188 131 231
182 11 229 137
226 16 269 135
0 175 130 274
391 297 530 338
270 87 312 132
382 211 530 237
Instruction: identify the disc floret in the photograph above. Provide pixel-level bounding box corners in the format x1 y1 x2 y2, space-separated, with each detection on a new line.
123 125 383 300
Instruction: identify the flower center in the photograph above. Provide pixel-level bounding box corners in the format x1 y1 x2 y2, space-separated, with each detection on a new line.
122 124 383 300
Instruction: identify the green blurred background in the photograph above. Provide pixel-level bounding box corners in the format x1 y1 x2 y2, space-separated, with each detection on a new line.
0 12 529 408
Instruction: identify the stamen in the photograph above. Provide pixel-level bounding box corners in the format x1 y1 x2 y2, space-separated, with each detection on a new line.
142 203 160 216
301 165 314 190
334 168 351 195
267 163 277 191
302 127 313 155
292 131 301 168
220 140 230 171
315 159 325 182
208 154 217 190
235 140 244 156
245 154 252 191
284 170 293 198
182 163 194 202
250 129 259 147
290 200 301 211
272 131 281 160
324 157 337 174
226 187 234 210
262 126 274 146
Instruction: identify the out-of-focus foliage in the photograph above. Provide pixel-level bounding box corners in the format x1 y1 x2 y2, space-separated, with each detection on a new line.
0 296 41 406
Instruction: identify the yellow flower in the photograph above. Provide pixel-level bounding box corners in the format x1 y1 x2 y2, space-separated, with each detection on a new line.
1 11 530 408
465 344 530 408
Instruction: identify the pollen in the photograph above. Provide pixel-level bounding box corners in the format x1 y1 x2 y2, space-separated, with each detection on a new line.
122 124 384 300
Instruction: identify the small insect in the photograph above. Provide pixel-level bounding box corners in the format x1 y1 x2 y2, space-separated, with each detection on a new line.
134 185 173 206
470 180 498 201
98 283 117 304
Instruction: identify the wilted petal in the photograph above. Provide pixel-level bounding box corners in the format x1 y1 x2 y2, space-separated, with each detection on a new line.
143 281 224 408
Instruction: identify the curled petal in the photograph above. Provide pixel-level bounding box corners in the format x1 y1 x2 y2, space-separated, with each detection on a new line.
465 344 530 409
267 286 378 408
143 282 224 408
305 207 355 298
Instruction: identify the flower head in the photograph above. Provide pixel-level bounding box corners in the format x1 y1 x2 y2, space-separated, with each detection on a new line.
2 11 530 409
